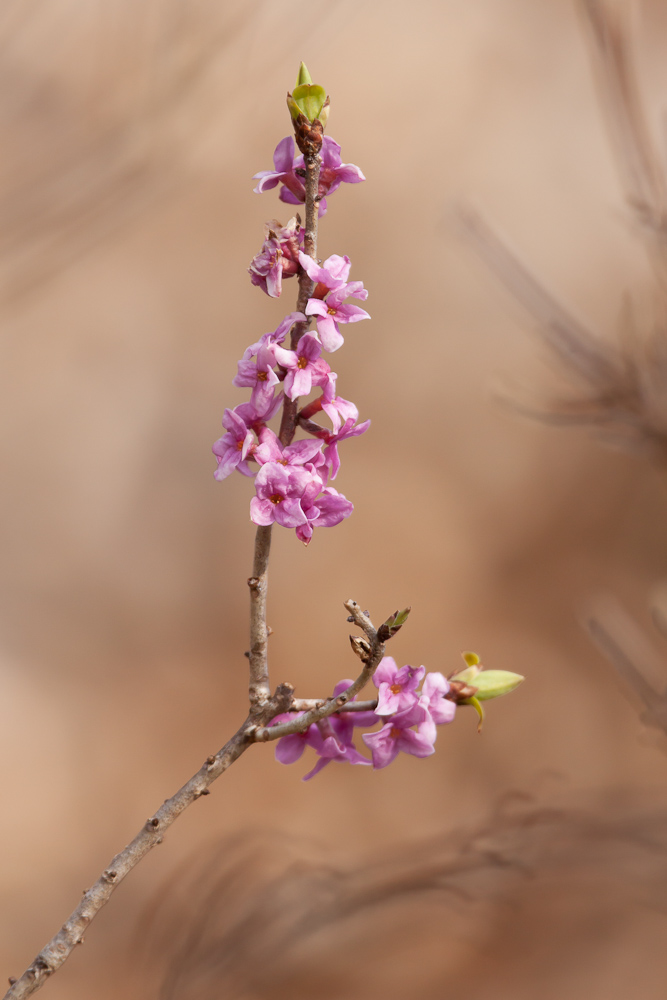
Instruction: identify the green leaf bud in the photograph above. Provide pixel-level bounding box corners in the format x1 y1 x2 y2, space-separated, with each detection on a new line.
291 83 327 123
470 670 525 702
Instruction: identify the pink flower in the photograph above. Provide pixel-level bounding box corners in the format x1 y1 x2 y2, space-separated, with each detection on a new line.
248 217 302 298
234 390 283 431
323 414 370 479
362 703 435 769
373 658 425 716
250 462 317 528
273 333 333 400
232 345 280 410
254 427 324 470
295 487 354 545
299 252 369 353
212 407 256 480
418 672 457 742
254 137 365 218
293 137 366 213
272 683 372 781
252 137 305 203
242 312 305 363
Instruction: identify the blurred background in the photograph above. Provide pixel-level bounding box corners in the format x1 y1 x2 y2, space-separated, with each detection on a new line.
3 0 667 997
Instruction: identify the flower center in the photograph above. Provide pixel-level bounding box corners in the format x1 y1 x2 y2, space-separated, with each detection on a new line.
236 440 244 450
278 459 288 466
257 370 268 381
390 683 402 695
327 307 337 316
269 493 284 505
297 356 308 369
390 727 402 740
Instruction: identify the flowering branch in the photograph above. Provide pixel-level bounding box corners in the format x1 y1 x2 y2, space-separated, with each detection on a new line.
4 62 526 998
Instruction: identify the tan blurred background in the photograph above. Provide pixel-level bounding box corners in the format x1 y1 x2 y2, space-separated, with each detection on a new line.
3 0 667 997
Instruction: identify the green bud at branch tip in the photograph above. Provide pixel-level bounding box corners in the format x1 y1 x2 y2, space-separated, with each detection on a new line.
471 670 525 702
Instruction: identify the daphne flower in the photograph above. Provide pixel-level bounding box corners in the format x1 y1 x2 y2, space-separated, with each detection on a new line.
373 658 425 716
362 703 435 769
248 217 302 298
232 345 280 410
250 462 317 528
212 407 256 480
299 252 369 353
252 137 305 203
418 672 457 741
295 487 354 545
242 312 305 363
273 333 333 400
254 427 324 470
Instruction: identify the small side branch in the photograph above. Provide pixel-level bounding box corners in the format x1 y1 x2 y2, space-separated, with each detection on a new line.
253 600 385 742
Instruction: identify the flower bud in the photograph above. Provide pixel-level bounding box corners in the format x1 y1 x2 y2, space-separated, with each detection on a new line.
468 670 524 702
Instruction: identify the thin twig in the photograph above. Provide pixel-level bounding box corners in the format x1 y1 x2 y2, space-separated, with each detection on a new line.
247 526 273 708
253 600 385 742
291 698 378 713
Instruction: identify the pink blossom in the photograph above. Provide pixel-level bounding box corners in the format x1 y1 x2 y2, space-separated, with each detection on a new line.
373 658 425 716
299 252 370 353
212 407 256 480
418 672 457 741
234 389 283 431
242 312 305 362
323 414 370 479
306 285 370 353
272 684 371 781
250 462 317 528
298 252 352 292
254 427 324 470
293 137 366 210
248 217 302 298
252 137 305 203
295 487 354 545
362 703 435 769
273 333 333 400
255 137 364 218
232 345 280 410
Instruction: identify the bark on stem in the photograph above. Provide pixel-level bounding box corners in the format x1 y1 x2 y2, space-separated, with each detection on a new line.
248 524 272 708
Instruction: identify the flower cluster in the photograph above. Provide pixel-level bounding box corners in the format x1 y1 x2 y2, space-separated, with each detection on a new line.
213 133 370 544
272 658 457 780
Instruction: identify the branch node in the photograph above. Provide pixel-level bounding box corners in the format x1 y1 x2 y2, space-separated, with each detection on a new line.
205 755 217 768
147 817 159 829
102 870 117 882
8 978 16 986
247 576 260 591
